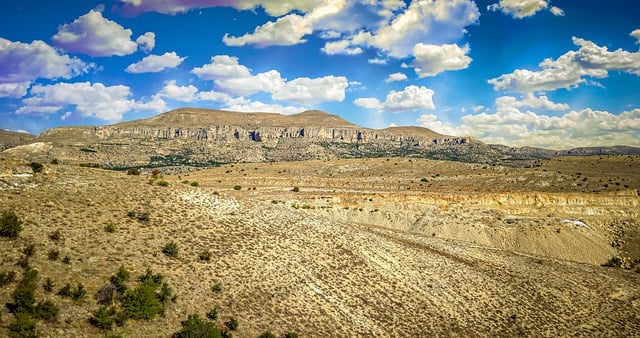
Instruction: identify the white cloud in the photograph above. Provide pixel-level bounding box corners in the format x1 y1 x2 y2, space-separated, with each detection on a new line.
354 97 382 109
321 40 363 55
550 6 564 16
223 14 313 47
155 80 198 102
272 75 348 105
17 82 164 120
383 85 435 112
52 10 152 57
224 100 307 115
487 0 548 19
416 114 457 135
352 0 480 58
115 0 324 17
632 29 640 43
368 57 387 65
136 32 156 53
488 35 640 92
192 55 348 104
385 72 408 83
409 43 472 77
0 38 90 98
319 30 341 39
125 52 185 73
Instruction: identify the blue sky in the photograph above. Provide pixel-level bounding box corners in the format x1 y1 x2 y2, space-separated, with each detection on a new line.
1 0 639 149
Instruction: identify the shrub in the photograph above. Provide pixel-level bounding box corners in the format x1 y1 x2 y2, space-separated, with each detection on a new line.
121 283 163 320
0 209 23 239
50 158 59 165
199 250 212 262
48 249 60 261
292 186 300 192
211 282 222 293
42 277 54 292
16 255 30 269
29 162 43 173
62 255 71 264
190 181 199 187
420 177 428 182
233 185 242 190
104 222 116 233
282 332 299 338
157 180 170 187
603 256 623 268
49 229 62 241
57 283 73 298
206 307 219 320
8 312 36 338
72 283 87 301
10 284 36 314
34 300 59 322
162 241 179 258
225 317 239 331
115 265 130 283
172 314 222 338
23 244 36 257
127 168 140 175
0 270 17 286
158 282 173 304
258 331 277 338
90 306 116 330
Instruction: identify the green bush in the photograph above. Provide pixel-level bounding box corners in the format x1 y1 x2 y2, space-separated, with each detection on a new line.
50 158 59 165
162 241 179 258
282 332 299 338
34 300 59 322
258 331 277 338
292 187 300 192
121 283 163 320
90 306 116 330
225 317 239 331
602 256 623 268
158 282 173 304
8 312 36 338
57 283 73 298
115 265 130 283
10 284 36 314
206 307 219 320
23 244 36 257
104 222 116 233
157 180 169 187
42 277 54 293
233 185 242 190
72 283 87 301
190 181 199 187
172 314 222 338
62 255 71 264
0 209 23 239
127 168 140 175
0 270 17 286
47 249 60 261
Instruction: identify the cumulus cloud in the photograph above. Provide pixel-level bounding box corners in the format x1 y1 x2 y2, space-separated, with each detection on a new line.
409 43 472 77
224 100 308 115
191 55 348 104
136 32 156 53
17 82 164 120
368 57 387 65
52 10 153 57
154 80 198 102
351 0 479 58
115 0 323 17
125 52 185 73
321 39 363 55
354 97 382 109
489 35 640 92
223 14 313 47
357 85 435 112
385 72 408 83
632 29 640 42
487 0 549 19
0 38 91 98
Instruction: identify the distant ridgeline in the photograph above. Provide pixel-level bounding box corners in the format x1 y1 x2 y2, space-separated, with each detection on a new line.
29 108 640 169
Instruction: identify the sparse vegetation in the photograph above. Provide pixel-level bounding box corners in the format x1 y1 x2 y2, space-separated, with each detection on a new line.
602 256 623 268
172 314 223 338
233 185 242 190
104 221 116 233
0 270 17 286
199 250 212 262
157 180 170 186
127 168 141 175
162 241 179 258
224 317 239 331
190 181 199 187
47 249 60 261
42 277 54 292
0 209 23 239
49 229 62 241
292 186 300 192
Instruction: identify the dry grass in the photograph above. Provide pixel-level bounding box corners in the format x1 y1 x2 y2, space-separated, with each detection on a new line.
0 155 639 337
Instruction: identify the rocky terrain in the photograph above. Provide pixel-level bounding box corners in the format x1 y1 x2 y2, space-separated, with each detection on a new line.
0 153 639 337
0 130 35 151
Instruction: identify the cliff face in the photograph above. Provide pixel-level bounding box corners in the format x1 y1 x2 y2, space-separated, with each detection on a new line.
91 125 469 147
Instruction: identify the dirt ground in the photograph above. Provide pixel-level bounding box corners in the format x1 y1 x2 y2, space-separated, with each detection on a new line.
0 155 639 337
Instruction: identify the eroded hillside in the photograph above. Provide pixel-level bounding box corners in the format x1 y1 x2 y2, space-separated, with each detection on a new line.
0 155 639 337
